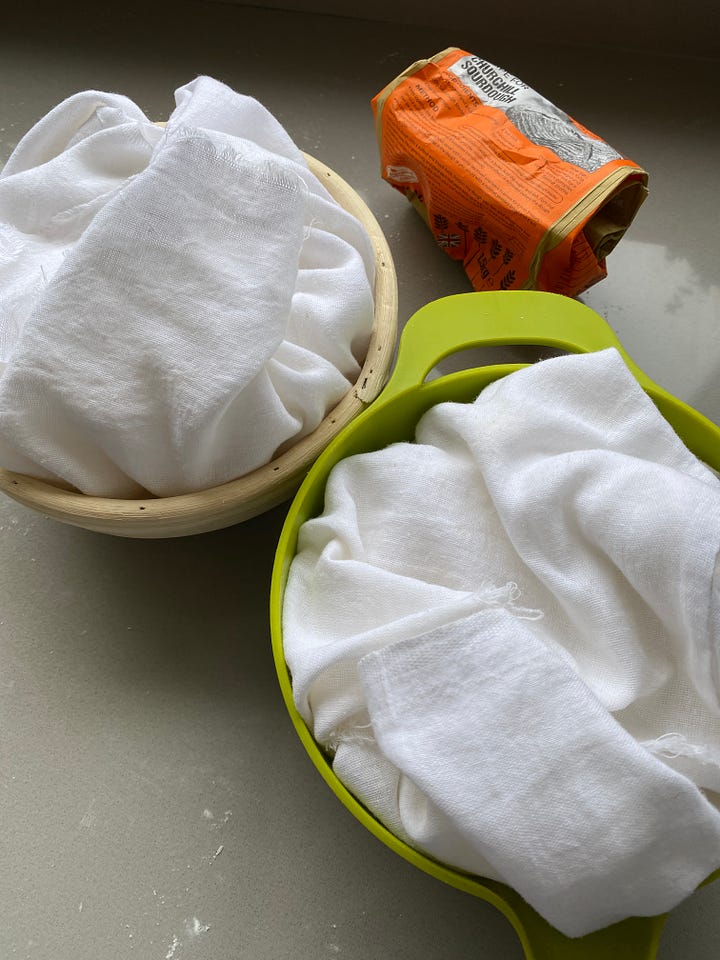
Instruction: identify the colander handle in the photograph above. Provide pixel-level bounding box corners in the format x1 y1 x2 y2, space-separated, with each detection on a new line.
488 880 666 960
378 290 720 471
380 290 652 401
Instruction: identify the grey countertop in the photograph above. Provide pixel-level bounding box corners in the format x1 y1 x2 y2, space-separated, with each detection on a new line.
1 3 719 958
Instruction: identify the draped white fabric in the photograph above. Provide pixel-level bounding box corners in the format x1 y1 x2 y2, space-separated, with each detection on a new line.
284 348 720 937
0 77 375 496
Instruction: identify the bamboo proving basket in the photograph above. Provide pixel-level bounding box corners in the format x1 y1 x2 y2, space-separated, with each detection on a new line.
0 154 398 538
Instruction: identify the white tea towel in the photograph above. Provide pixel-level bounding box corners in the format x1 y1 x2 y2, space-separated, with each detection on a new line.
283 347 720 935
0 78 375 496
360 607 720 938
0 90 161 360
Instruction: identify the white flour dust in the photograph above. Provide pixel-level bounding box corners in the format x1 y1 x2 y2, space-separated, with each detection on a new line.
164 917 210 958
186 917 210 937
165 934 180 959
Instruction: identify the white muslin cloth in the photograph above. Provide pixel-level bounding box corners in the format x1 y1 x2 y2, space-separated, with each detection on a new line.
283 347 720 937
0 77 375 496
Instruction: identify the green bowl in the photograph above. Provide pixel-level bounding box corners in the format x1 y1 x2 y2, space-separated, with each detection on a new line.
270 290 720 960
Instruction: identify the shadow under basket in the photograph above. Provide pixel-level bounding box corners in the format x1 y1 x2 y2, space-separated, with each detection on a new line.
0 153 398 538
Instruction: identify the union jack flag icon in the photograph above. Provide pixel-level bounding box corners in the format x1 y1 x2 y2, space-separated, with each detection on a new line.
437 232 461 248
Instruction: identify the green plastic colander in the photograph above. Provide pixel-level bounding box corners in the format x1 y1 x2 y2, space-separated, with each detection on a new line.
269 290 720 960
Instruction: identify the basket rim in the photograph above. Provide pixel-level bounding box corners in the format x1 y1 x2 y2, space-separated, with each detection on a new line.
0 152 398 536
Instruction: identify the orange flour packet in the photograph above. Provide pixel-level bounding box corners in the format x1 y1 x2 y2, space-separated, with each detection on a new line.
371 48 648 296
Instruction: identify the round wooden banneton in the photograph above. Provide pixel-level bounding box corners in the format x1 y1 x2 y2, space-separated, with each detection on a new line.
0 153 398 537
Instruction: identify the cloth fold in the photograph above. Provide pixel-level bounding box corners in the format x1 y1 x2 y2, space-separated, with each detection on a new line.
283 347 720 936
0 77 375 496
360 607 720 938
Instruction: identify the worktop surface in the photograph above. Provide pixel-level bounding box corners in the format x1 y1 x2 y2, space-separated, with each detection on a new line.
1 4 719 957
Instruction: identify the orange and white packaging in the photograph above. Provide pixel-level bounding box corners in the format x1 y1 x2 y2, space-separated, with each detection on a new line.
372 48 648 296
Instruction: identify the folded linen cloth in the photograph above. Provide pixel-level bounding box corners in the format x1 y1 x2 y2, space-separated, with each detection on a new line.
0 78 374 496
361 607 720 937
283 347 720 936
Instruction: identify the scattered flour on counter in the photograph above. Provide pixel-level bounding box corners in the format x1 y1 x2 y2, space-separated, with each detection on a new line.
166 917 211 954
165 934 180 959
185 917 210 937
203 808 232 825
79 797 96 829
